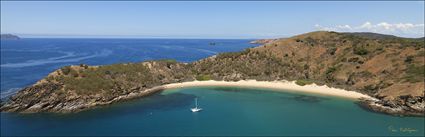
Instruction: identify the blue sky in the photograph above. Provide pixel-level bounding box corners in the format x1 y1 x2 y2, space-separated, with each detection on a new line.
1 1 424 38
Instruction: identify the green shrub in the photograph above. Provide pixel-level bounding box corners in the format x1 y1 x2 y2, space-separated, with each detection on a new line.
295 39 303 42
158 59 177 63
78 64 89 69
360 71 373 77
325 67 337 75
304 37 317 46
328 47 337 55
353 47 368 55
217 49 251 59
295 79 314 86
417 50 425 57
404 56 414 63
406 64 424 75
404 64 425 82
70 70 79 77
61 66 72 75
363 85 377 93
196 74 212 81
324 66 338 81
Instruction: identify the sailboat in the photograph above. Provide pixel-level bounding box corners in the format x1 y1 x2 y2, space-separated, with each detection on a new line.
191 98 202 112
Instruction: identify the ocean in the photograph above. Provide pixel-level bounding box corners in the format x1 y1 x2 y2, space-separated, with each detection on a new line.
0 39 256 98
0 39 424 136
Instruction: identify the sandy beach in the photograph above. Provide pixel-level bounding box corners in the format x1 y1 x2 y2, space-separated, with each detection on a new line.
162 80 374 100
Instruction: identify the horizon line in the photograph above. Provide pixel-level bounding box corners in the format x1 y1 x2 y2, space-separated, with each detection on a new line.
1 33 289 39
1 32 424 39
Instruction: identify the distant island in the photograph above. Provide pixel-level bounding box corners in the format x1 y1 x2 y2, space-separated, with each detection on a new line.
0 34 20 40
1 31 424 117
249 39 277 44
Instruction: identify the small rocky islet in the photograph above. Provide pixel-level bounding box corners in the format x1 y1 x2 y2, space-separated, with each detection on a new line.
0 34 20 40
1 31 424 116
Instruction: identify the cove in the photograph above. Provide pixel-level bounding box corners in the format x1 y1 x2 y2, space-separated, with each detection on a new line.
1 86 424 136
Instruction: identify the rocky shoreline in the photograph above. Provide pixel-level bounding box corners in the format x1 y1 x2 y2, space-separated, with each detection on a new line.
0 83 165 113
357 97 424 117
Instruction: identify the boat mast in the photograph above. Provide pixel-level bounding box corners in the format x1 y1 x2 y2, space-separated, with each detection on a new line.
195 98 198 108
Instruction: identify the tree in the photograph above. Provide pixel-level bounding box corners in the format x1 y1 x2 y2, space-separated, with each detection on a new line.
61 66 72 75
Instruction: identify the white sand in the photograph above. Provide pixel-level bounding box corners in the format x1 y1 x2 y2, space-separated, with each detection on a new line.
161 80 374 100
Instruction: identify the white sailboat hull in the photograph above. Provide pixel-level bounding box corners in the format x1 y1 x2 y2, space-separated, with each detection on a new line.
191 98 202 112
191 108 202 112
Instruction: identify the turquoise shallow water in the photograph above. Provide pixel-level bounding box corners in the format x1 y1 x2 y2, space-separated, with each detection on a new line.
1 87 424 136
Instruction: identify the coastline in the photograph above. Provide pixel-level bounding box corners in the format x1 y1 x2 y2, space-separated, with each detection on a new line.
160 80 375 100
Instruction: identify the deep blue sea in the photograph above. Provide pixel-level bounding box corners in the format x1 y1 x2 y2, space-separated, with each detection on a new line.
0 39 256 98
1 39 424 136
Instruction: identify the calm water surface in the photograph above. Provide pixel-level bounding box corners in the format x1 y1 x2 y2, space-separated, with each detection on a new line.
1 87 424 136
1 39 423 136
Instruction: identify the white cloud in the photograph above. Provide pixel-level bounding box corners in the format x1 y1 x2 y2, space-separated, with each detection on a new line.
315 21 425 38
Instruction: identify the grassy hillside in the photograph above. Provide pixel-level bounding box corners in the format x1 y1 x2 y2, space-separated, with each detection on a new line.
195 31 424 99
